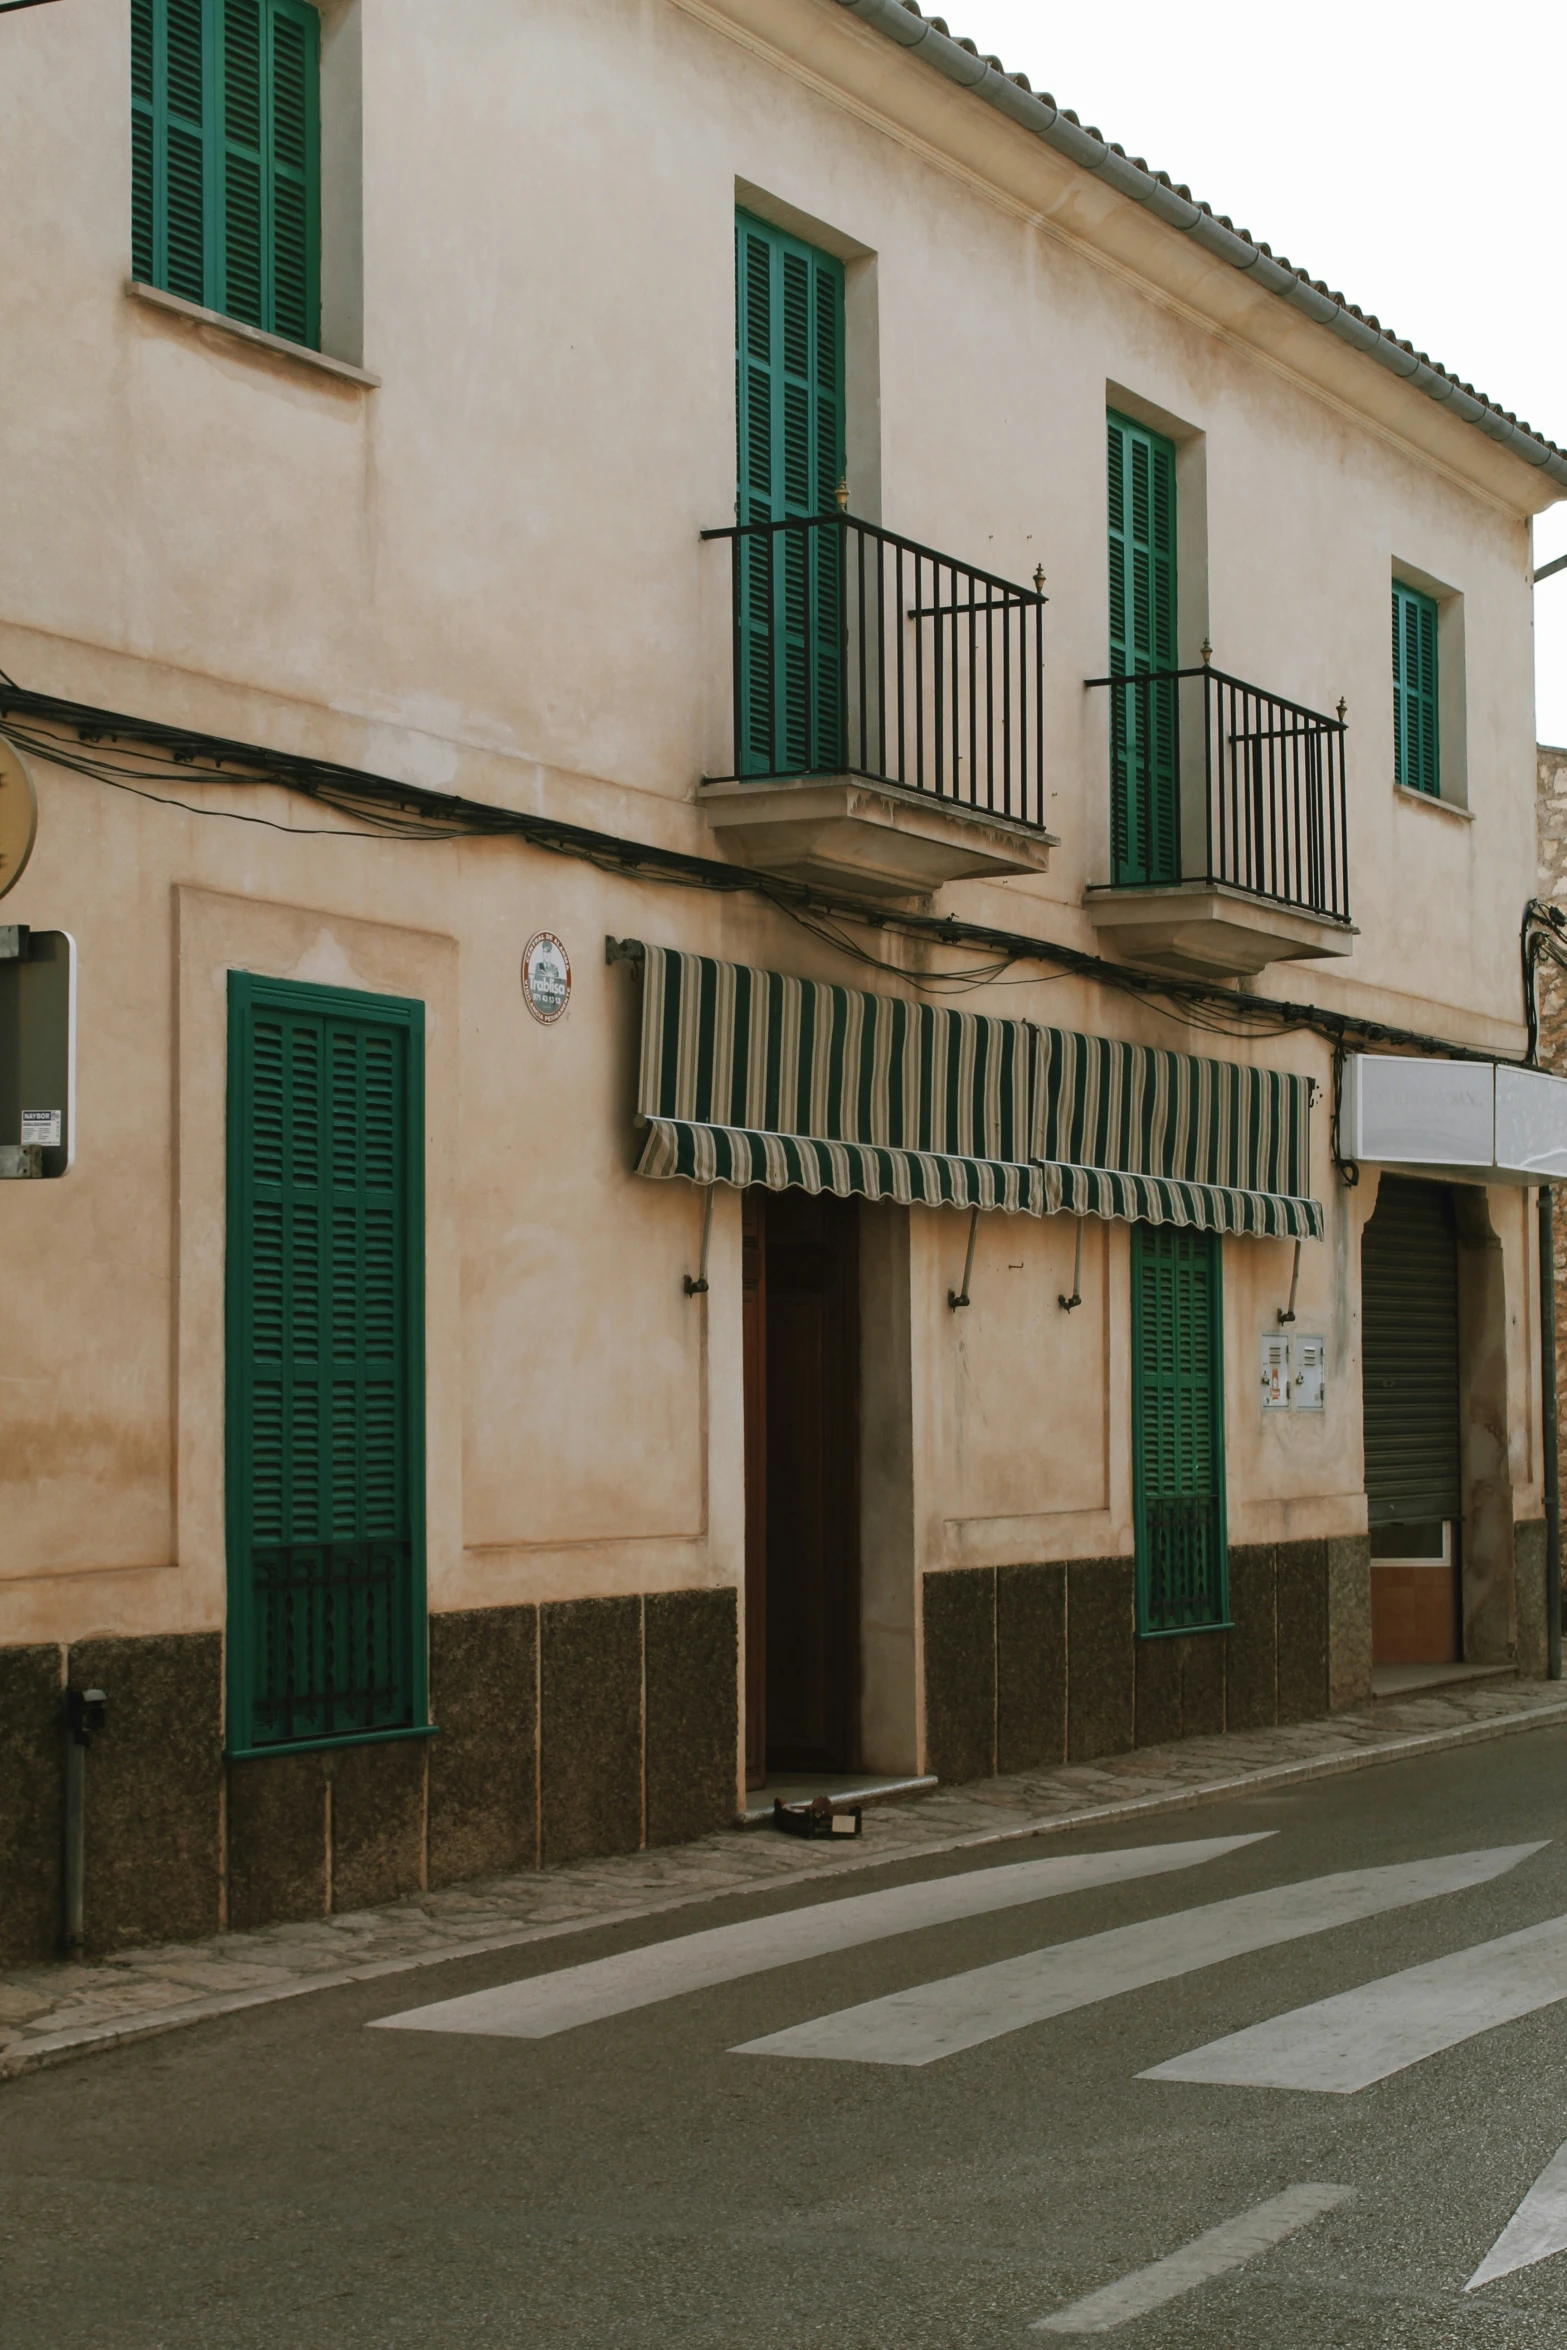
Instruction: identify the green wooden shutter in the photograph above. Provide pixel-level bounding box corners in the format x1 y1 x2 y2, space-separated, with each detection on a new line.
735 210 845 777
264 0 317 344
130 0 319 349
1392 580 1440 797
1132 1224 1228 1634
1107 411 1179 884
131 0 211 304
226 974 427 1756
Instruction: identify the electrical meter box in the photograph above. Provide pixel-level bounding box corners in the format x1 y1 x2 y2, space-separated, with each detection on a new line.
1259 1332 1327 1413
0 927 74 1177
1260 1333 1290 1410
1293 1335 1326 1412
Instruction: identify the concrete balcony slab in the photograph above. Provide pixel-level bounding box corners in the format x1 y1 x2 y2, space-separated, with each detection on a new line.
1084 879 1357 980
698 773 1057 901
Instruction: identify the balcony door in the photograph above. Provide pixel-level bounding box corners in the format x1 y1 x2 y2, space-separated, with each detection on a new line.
735 209 846 778
1107 411 1179 885
741 1187 861 1782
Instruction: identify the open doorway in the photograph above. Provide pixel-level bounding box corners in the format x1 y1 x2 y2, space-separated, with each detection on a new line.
742 1189 861 1786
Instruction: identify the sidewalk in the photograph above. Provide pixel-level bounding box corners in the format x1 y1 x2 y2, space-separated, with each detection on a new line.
5 1676 1566 2083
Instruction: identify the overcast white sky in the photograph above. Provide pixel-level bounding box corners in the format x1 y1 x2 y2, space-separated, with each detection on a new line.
948 0 1567 746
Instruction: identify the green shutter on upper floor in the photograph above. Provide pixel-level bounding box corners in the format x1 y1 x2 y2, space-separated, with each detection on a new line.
735 209 846 777
1131 1223 1228 1635
1392 579 1440 797
1107 411 1179 886
131 0 319 349
225 973 427 1758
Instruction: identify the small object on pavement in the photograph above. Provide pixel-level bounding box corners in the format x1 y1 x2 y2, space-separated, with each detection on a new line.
771 1794 863 1840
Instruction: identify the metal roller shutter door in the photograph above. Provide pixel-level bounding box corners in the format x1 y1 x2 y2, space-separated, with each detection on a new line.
1361 1175 1461 1526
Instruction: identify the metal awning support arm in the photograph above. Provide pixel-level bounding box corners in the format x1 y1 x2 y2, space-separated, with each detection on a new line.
1058 1216 1084 1311
684 1183 714 1298
948 1205 980 1311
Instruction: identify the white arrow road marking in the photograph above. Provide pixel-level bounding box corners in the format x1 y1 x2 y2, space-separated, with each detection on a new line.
1468 2138 1567 2290
1143 1909 1567 2093
732 1845 1543 2067
368 1835 1269 2041
1032 2184 1355 2334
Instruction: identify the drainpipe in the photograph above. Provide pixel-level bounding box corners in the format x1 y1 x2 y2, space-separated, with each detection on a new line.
62 1685 107 1957
1541 1186 1562 1680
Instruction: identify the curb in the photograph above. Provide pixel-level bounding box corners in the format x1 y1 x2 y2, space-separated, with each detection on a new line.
7 1694 1567 2085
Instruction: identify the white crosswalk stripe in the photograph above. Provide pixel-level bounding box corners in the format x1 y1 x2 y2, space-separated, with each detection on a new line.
1142 1909 1567 2094
732 1846 1543 2067
1468 2138 1567 2290
1032 2184 1354 2334
369 1835 1268 2042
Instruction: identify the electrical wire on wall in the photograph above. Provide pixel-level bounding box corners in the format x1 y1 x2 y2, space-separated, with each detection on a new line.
0 677 1531 1073
1522 898 1567 1067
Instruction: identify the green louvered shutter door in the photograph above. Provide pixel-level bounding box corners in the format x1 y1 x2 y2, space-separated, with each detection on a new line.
220 0 266 325
131 0 210 304
735 210 845 776
1392 581 1440 797
1108 412 1179 884
227 975 426 1754
218 0 319 343
1361 1176 1461 1525
131 0 318 347
1132 1224 1228 1633
264 0 318 344
131 0 156 282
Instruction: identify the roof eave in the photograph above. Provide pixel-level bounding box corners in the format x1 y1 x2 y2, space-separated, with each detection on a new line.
836 0 1567 497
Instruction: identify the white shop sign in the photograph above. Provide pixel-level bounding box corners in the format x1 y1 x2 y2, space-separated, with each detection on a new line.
1341 1054 1567 1185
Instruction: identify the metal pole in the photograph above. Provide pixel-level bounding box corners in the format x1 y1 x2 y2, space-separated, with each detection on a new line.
62 1716 86 1956
1541 1183 1562 1680
61 1685 107 1955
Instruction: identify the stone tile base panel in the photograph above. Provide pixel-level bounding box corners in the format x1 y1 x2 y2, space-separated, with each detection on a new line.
923 1541 1369 1787
923 1522 1558 1788
1514 1518 1550 1680
0 1590 738 1963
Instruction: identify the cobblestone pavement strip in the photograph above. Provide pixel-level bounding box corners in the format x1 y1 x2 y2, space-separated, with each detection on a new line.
5 1679 1566 2082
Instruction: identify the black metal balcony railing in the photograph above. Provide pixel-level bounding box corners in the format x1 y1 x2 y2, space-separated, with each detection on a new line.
1141 1492 1227 1633
703 511 1049 831
1086 664 1350 922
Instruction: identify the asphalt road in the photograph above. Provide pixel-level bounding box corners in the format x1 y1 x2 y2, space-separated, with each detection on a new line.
7 1726 1567 2349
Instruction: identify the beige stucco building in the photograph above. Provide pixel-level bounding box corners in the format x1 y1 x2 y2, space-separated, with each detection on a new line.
3 0 1564 1962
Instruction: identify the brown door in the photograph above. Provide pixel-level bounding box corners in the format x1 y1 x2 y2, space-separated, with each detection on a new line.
741 1188 860 1777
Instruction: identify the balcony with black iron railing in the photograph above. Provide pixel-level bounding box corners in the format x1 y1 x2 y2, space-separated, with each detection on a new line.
1083 659 1356 979
698 509 1058 900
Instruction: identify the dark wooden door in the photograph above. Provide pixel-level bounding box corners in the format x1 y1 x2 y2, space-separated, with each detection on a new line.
761 1189 860 1773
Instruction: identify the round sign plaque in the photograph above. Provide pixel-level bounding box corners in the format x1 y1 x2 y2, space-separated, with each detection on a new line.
0 734 38 903
521 931 571 1023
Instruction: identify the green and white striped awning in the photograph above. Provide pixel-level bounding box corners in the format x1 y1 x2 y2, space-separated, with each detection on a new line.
630 946 1323 1238
1032 1027 1323 1241
633 946 1043 1212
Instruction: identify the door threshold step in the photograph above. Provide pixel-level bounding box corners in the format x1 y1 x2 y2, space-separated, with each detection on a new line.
1371 1662 1519 1700
738 1772 937 1827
